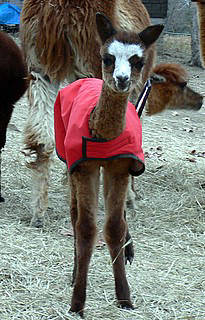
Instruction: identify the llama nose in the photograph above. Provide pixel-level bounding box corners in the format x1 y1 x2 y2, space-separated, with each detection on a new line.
116 75 129 90
117 75 129 84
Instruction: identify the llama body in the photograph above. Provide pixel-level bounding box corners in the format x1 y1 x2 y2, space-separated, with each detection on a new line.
55 78 145 175
0 31 28 202
20 0 203 227
128 62 203 206
20 0 155 227
54 12 163 317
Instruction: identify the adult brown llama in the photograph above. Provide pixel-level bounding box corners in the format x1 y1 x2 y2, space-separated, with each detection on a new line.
20 0 203 227
128 62 203 206
54 12 164 317
20 0 156 227
192 0 205 66
0 31 28 202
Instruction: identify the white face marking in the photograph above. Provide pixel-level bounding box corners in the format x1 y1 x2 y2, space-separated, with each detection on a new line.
108 40 143 82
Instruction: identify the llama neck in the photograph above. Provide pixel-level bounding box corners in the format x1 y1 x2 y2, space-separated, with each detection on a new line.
146 85 170 115
89 82 129 140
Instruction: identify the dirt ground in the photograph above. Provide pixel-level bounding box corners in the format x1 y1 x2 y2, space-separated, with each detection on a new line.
0 35 205 320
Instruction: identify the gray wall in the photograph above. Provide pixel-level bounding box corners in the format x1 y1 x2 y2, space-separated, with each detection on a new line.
142 0 168 18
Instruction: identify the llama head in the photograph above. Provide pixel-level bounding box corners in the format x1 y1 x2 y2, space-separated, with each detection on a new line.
146 63 203 115
96 12 164 93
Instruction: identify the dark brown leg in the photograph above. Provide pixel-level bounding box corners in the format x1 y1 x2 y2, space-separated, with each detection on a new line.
124 211 134 265
69 178 78 286
69 163 99 318
103 162 134 309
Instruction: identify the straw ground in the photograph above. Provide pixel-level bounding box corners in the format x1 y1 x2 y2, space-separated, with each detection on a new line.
0 35 205 320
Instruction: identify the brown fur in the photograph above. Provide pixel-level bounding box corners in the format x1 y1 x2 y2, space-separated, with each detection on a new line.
20 0 203 229
20 0 157 228
70 159 133 317
90 87 128 140
67 15 163 317
146 63 203 116
0 31 28 202
0 32 28 149
20 0 154 83
152 63 188 83
129 62 203 209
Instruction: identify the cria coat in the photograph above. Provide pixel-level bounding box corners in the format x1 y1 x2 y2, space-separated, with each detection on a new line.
54 78 145 176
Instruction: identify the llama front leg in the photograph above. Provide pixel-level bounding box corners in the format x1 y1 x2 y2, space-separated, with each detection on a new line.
23 72 59 227
69 177 78 286
70 163 99 317
104 167 134 310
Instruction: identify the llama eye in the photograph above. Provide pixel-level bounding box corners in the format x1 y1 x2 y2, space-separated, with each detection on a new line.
103 58 112 66
132 60 144 70
135 60 144 70
103 55 114 67
129 57 144 71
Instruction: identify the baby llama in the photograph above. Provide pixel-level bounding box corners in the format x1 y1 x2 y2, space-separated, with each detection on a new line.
54 12 163 317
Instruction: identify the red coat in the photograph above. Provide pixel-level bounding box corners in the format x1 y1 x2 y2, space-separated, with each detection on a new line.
54 78 145 176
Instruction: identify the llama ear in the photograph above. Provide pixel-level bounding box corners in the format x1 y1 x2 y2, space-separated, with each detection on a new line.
96 12 117 44
150 73 166 84
139 25 164 48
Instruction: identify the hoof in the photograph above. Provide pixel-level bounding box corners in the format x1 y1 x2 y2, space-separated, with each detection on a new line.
119 300 134 310
0 195 5 203
30 217 44 228
69 307 84 318
124 240 134 265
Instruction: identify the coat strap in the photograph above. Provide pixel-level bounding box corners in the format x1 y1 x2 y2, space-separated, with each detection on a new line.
135 79 152 118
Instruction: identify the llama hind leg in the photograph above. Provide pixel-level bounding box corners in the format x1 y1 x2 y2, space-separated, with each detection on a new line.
23 72 59 227
124 210 134 265
126 176 137 210
70 163 99 317
104 164 134 309
104 171 134 266
29 147 51 227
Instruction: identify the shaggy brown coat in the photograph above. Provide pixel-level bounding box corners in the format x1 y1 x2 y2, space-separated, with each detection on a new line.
20 0 156 227
0 32 28 150
0 31 28 202
20 0 153 83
